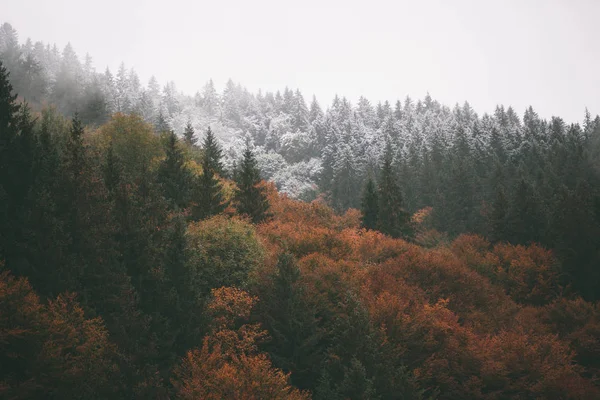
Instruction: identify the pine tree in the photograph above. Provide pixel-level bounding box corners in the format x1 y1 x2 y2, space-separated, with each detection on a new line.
490 186 509 242
0 60 36 268
103 143 122 194
235 145 270 223
155 110 169 133
506 177 542 244
191 152 227 221
183 120 197 147
202 126 224 176
157 131 192 208
361 177 379 230
259 253 323 390
0 60 20 195
377 144 413 239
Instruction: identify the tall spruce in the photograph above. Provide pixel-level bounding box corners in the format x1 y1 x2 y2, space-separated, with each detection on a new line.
192 148 227 221
489 186 509 242
183 120 197 147
235 145 270 223
0 60 37 272
259 253 323 390
361 177 379 230
202 126 224 176
155 110 169 133
377 144 413 239
158 131 192 208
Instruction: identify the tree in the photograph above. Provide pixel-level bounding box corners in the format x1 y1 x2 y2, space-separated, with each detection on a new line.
202 126 224 176
377 144 413 239
157 131 193 208
183 120 197 147
191 151 227 221
506 177 542 244
0 60 37 273
0 271 125 399
186 216 264 297
489 186 509 242
155 110 170 133
258 253 324 390
235 145 270 223
361 177 379 230
171 287 309 400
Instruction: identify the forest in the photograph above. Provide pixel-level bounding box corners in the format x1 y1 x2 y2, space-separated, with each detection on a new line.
1 21 600 399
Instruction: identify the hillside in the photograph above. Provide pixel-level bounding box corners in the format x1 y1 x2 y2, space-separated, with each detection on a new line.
1 21 600 399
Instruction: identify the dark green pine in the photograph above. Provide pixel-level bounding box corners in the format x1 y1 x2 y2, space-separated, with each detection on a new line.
202 126 224 176
235 145 270 223
361 176 379 230
377 144 413 239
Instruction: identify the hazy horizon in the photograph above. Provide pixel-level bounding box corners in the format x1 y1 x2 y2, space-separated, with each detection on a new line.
2 0 599 122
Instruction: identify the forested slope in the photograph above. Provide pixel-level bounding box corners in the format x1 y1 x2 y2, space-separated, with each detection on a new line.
1 21 600 399
2 22 599 301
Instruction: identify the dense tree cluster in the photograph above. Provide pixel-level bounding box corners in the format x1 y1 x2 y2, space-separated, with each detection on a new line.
3 23 600 303
1 22 600 399
0 61 272 398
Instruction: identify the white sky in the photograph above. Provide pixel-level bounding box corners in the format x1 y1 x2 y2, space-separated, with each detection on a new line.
2 0 598 122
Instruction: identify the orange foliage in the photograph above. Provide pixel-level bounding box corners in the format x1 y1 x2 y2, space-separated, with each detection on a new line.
172 286 310 400
452 235 563 306
0 271 120 398
172 340 309 400
252 188 600 399
493 242 562 306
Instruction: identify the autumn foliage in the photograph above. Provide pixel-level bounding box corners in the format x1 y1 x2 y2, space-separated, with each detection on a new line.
251 193 600 399
0 107 598 398
171 287 309 400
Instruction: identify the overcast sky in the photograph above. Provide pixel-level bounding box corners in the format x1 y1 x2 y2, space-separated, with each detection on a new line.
2 0 598 122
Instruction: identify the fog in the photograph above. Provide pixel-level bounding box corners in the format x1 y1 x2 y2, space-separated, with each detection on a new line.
2 0 599 121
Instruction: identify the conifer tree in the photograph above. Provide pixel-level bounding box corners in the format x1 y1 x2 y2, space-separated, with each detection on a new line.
0 60 37 268
191 151 227 221
361 177 379 230
158 131 192 208
490 186 509 242
377 144 413 239
183 120 197 147
259 253 322 390
235 145 270 223
155 110 169 133
202 126 224 176
507 177 542 244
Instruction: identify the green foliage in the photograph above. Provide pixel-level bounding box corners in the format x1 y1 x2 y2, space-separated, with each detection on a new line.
361 177 379 230
377 145 413 239
202 126 224 175
191 128 228 221
235 146 271 223
157 131 193 208
95 113 163 183
186 215 264 296
191 155 227 220
257 253 324 390
183 120 197 147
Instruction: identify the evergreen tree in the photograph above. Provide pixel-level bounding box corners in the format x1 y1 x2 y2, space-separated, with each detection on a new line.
155 110 169 133
202 126 224 176
506 177 542 244
490 186 509 242
361 177 379 230
0 60 37 273
183 120 197 147
192 152 227 221
258 253 323 390
377 144 413 239
157 131 193 208
235 145 270 223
